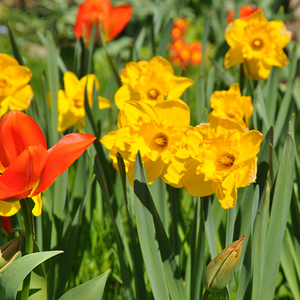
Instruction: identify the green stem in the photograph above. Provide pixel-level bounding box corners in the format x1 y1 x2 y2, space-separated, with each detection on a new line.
20 198 34 300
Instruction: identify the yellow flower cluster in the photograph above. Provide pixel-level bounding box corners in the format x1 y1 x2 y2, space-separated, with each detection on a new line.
0 54 33 117
101 56 263 209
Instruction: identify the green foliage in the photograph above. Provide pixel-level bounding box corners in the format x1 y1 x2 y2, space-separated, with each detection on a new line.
0 0 299 299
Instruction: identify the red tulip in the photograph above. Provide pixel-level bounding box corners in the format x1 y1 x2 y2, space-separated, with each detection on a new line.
0 110 96 217
74 0 132 42
1 217 11 233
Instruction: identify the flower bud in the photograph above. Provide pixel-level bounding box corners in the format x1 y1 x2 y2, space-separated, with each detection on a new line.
203 235 244 292
0 229 25 273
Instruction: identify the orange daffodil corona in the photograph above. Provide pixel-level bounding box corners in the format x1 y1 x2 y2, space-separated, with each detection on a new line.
224 9 292 80
0 54 34 117
0 110 96 217
57 71 111 132
114 56 194 110
74 0 132 43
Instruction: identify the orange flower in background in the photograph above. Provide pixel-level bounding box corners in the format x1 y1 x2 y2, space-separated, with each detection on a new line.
74 0 132 42
171 18 188 40
189 41 202 65
169 18 202 68
227 5 259 23
0 111 96 217
170 42 190 68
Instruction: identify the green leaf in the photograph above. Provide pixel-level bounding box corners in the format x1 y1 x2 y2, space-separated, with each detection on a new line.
134 152 187 300
201 287 229 300
7 24 24 65
251 180 270 300
263 67 278 126
255 85 270 130
186 199 206 300
116 154 148 300
58 270 110 300
281 230 300 300
45 31 60 146
27 271 47 300
0 251 63 300
196 75 207 124
259 133 295 299
274 42 298 146
157 19 173 57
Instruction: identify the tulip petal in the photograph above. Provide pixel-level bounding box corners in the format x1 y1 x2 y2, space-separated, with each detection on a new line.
0 111 47 166
34 133 96 195
106 5 132 41
0 145 48 195
0 200 21 217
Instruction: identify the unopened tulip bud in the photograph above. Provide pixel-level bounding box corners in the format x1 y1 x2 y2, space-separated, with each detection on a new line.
0 229 25 273
203 235 245 292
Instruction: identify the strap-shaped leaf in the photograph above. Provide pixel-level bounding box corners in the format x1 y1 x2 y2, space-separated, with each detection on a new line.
58 270 110 300
0 251 63 300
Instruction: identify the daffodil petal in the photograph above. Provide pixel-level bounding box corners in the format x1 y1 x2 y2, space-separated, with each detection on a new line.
0 200 21 217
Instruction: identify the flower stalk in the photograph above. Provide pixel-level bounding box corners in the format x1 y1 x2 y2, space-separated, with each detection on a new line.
19 198 34 300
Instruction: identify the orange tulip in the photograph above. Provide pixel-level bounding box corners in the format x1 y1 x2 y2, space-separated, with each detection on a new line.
0 110 96 217
227 5 259 23
74 0 132 42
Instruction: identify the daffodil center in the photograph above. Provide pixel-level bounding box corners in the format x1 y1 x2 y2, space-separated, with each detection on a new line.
251 38 264 51
73 97 83 109
154 133 168 149
219 153 235 167
147 88 160 100
0 78 12 99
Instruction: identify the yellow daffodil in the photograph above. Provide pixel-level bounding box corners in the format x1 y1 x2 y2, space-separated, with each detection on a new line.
209 83 253 127
57 71 111 132
0 53 33 117
101 99 190 186
224 9 292 80
181 116 263 209
114 56 194 110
